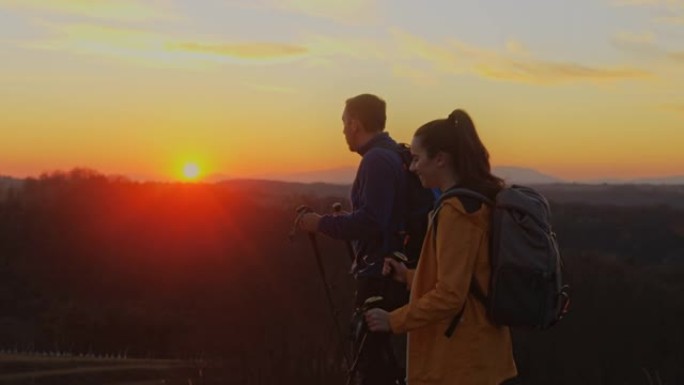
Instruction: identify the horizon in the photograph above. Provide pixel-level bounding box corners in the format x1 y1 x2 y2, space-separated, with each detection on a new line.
2 1 683 182
2 165 683 186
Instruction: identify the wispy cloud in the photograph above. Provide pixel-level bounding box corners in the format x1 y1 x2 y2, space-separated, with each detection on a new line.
170 42 308 59
611 31 661 55
612 31 684 66
612 31 657 45
391 65 438 86
278 0 378 22
244 83 298 94
390 29 651 85
654 14 684 23
611 0 684 6
225 0 379 24
662 103 684 114
476 61 649 83
0 0 176 22
21 22 311 68
610 0 684 24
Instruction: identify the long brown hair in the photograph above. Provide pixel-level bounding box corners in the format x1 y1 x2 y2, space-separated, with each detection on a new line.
413 109 504 199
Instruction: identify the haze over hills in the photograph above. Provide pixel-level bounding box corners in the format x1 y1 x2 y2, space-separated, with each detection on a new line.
5 173 684 209
248 166 560 185
3 167 684 187
245 166 684 186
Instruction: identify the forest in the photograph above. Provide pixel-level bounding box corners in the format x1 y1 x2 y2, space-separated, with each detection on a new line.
0 169 683 384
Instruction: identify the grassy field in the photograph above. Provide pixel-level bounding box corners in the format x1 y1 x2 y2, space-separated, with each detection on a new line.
0 353 206 384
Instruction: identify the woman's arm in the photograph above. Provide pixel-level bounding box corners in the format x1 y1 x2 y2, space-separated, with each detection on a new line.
388 203 485 334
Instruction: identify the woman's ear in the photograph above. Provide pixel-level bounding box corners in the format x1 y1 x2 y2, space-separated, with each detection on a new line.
435 151 449 167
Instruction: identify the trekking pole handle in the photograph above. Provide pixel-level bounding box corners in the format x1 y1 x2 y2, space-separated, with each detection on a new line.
388 251 409 263
288 205 314 241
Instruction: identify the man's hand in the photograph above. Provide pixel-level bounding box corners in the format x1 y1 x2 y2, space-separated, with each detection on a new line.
383 258 408 284
364 308 391 332
298 212 322 232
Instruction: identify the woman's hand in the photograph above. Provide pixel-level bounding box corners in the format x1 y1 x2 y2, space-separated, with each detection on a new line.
383 258 408 284
364 308 391 332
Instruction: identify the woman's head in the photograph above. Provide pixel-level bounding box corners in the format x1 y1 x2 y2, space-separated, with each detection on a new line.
410 109 504 197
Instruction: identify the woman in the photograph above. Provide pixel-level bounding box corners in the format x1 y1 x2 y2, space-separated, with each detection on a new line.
364 110 517 384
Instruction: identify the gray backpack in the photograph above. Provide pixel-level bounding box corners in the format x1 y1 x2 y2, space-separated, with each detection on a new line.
435 185 570 337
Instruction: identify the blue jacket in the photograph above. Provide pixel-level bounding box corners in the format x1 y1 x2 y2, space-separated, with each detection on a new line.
318 132 407 277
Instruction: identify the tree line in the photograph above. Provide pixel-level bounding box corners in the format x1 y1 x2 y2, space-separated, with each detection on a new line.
0 169 682 384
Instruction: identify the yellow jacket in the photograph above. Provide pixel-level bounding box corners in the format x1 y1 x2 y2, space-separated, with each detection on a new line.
389 196 517 385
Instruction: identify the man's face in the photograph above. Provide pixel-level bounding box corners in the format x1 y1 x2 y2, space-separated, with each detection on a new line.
342 109 357 152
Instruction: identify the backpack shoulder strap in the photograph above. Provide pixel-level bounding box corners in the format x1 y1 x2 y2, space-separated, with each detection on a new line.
438 187 494 207
433 187 493 234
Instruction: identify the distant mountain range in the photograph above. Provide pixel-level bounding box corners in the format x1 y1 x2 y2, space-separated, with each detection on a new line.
3 173 684 208
2 168 684 186
244 166 684 186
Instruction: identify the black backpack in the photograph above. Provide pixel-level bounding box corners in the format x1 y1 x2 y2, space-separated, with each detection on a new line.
394 143 435 267
436 185 569 336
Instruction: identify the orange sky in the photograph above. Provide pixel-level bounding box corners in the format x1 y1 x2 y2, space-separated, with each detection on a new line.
1 0 683 182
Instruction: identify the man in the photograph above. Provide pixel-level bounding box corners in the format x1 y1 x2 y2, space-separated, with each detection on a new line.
298 93 408 385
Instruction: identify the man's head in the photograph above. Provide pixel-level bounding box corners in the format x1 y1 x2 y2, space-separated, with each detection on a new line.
342 94 386 152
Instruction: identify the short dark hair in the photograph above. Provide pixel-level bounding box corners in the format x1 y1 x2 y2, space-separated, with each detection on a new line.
414 109 504 199
345 94 386 132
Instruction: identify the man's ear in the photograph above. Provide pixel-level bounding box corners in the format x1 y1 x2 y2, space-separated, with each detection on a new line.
351 118 364 134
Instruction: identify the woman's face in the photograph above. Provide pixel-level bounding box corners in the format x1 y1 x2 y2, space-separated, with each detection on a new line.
409 136 441 189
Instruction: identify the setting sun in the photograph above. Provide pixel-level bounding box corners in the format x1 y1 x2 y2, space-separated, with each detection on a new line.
182 163 201 180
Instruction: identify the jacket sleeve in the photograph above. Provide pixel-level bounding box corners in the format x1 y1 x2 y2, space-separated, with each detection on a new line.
388 203 484 333
405 269 415 289
317 151 399 240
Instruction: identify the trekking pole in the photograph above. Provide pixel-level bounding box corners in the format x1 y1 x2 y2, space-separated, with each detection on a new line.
290 205 351 370
332 202 355 263
346 296 384 385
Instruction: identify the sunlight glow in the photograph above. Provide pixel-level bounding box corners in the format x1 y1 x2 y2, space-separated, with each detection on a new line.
182 163 201 180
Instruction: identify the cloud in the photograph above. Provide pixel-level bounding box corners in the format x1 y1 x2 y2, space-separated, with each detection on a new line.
611 0 684 6
612 0 662 5
611 31 662 55
278 0 377 21
654 14 684 23
610 0 684 24
505 39 530 56
612 31 684 66
225 0 379 24
391 65 438 86
662 103 684 113
390 29 651 85
170 42 308 59
244 83 298 94
0 0 175 22
476 61 650 83
612 31 657 45
22 22 312 68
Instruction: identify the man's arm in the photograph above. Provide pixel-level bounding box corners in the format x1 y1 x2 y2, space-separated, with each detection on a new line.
317 150 399 240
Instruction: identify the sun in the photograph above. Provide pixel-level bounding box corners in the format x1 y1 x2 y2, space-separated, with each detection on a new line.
182 163 201 180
